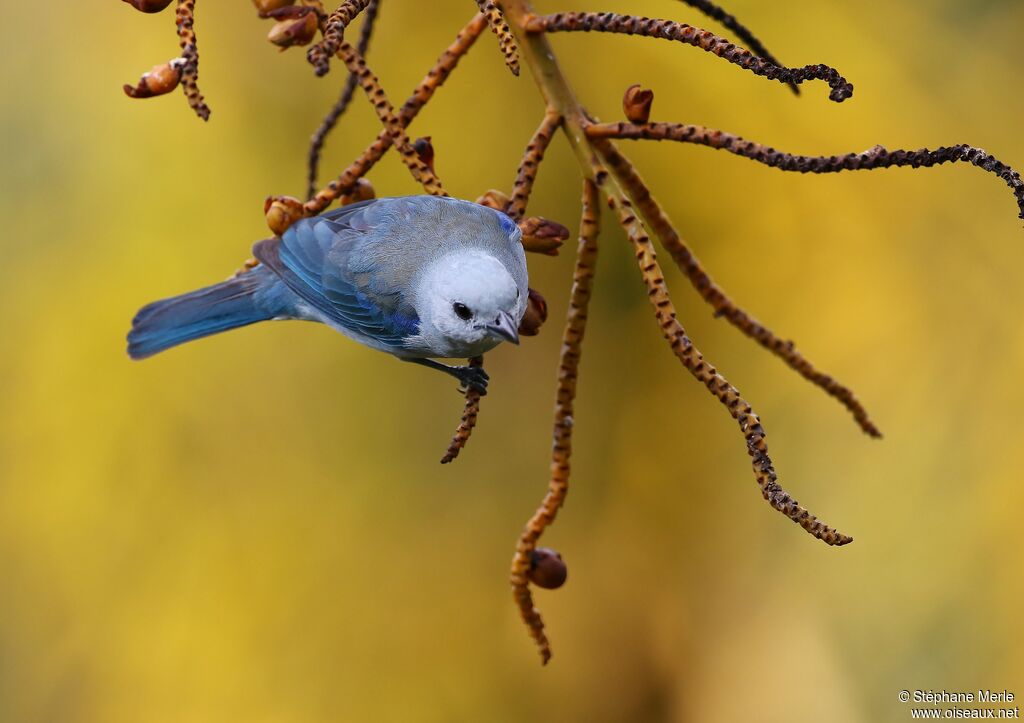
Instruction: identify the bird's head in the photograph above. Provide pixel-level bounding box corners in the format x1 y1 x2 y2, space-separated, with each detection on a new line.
416 249 526 357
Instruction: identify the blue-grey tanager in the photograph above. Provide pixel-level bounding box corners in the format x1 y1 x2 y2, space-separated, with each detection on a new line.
127 196 529 393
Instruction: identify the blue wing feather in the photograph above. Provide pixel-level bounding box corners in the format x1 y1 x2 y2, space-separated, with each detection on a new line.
253 204 420 349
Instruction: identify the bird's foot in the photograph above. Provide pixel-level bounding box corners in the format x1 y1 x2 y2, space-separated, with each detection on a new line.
453 365 489 395
405 357 490 395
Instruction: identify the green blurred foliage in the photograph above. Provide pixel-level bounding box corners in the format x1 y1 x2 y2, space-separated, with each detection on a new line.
1 2 1022 721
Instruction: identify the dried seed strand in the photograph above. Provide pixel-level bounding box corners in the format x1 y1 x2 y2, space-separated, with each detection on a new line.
507 110 563 221
524 12 853 102
306 0 381 200
336 42 446 196
475 0 520 76
305 13 487 215
308 0 373 76
511 178 602 665
611 195 853 547
676 0 798 95
588 122 1024 221
593 136 880 437
440 356 484 464
175 0 210 120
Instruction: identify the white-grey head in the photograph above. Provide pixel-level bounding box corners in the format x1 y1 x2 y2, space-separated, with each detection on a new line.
414 248 526 358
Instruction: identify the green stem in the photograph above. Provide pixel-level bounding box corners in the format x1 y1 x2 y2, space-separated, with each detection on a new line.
501 0 600 181
502 1 654 217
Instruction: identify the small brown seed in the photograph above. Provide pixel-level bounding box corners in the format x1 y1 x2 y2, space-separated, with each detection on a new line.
413 137 435 173
528 548 567 589
122 0 174 12
264 195 305 235
123 61 182 99
519 216 568 256
252 0 296 15
623 83 654 124
475 189 510 211
340 178 375 205
267 10 319 48
518 288 548 337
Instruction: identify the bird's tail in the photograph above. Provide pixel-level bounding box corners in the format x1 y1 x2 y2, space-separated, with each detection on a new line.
127 270 274 360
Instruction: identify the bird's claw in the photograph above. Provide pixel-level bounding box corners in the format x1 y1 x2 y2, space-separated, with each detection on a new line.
455 365 489 395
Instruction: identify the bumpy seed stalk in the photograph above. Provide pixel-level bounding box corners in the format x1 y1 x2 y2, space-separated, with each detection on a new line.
306 13 487 214
587 121 1024 220
512 178 601 664
523 12 854 102
676 0 798 95
507 110 563 221
308 0 374 76
175 0 210 120
592 135 881 437
611 194 853 547
476 0 521 76
441 357 485 464
307 0 381 200
336 42 446 196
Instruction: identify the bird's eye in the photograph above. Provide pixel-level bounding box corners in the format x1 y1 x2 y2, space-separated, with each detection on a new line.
452 302 473 321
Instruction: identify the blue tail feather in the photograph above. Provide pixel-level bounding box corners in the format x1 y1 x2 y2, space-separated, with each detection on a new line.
128 270 274 359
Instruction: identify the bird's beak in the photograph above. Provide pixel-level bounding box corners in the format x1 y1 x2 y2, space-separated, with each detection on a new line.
487 310 520 345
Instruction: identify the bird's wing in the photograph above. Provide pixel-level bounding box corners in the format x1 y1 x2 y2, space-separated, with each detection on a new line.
253 201 420 348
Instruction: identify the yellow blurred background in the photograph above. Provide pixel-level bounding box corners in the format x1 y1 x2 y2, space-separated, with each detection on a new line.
1 1 1022 721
